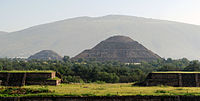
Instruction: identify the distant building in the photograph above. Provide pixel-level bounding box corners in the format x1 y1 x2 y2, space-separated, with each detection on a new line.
0 71 61 86
144 72 200 87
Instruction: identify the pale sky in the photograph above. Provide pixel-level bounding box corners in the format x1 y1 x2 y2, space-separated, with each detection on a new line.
1 0 200 32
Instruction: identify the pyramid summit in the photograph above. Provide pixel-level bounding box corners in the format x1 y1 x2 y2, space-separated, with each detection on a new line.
28 50 63 60
73 35 161 63
102 35 134 43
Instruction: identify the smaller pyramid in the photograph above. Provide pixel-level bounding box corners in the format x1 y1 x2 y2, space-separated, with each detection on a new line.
28 50 62 60
73 35 161 63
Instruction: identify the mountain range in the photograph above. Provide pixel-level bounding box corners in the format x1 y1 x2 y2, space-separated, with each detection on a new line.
0 31 8 35
0 15 200 60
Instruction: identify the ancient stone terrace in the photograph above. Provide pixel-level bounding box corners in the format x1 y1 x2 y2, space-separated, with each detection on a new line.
0 71 61 86
145 71 200 87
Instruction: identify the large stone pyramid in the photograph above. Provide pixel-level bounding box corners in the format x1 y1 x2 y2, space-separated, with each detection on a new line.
73 36 161 63
28 50 63 60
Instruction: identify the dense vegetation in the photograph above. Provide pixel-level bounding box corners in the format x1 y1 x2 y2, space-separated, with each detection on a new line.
0 57 199 83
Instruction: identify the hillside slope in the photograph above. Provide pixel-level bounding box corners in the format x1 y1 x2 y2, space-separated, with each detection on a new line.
0 15 200 59
0 31 8 35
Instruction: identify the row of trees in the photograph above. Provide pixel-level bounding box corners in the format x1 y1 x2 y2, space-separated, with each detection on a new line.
0 57 199 83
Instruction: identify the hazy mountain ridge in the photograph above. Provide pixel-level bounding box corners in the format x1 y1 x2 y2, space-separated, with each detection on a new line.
0 15 200 60
0 31 8 35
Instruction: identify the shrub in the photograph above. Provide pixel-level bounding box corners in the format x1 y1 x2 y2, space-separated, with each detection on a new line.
95 81 106 84
155 90 168 93
0 87 52 95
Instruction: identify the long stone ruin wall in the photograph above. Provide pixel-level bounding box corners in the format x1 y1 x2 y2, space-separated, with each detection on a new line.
0 72 60 86
145 73 200 87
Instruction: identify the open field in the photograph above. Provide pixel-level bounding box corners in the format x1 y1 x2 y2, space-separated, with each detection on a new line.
20 83 200 97
2 83 200 97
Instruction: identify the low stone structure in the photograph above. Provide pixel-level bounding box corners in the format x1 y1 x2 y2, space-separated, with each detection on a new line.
144 72 200 87
0 71 61 86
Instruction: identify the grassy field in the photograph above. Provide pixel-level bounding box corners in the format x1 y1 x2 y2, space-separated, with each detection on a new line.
20 83 200 96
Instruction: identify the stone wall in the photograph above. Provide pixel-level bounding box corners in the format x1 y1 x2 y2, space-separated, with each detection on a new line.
26 79 61 85
0 72 60 86
26 73 54 79
1 96 200 101
145 73 200 87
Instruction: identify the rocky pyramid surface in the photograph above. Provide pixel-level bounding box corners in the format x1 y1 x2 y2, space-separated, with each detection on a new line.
73 36 161 63
28 50 63 60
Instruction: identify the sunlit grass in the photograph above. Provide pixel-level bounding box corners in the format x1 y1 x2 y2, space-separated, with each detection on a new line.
23 83 200 96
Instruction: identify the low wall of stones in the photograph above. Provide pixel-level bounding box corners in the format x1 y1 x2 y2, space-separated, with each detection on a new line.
26 80 61 85
0 72 55 80
0 72 58 86
26 72 55 79
146 73 180 87
145 73 200 87
1 96 200 101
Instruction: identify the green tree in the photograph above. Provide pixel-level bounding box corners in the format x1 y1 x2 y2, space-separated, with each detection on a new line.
184 60 200 71
63 56 70 62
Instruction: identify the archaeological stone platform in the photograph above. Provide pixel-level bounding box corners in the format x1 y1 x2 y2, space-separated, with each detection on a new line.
144 72 200 87
0 71 61 86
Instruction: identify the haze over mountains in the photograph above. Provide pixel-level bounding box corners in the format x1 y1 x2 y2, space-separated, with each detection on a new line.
0 15 200 60
0 31 8 35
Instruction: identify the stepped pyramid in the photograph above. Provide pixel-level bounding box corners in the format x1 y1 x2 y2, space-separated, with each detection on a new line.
28 50 63 60
73 35 161 63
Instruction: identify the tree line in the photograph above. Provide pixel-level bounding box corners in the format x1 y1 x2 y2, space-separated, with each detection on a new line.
0 57 199 83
